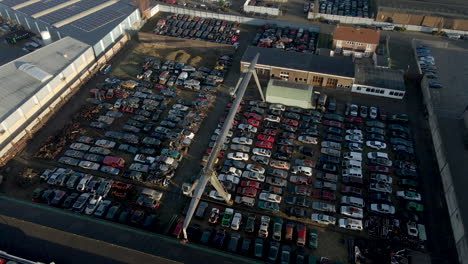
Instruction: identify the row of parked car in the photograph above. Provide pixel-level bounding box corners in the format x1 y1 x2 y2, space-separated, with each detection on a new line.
154 14 240 46
311 0 372 18
253 24 318 53
34 167 163 228
416 45 442 88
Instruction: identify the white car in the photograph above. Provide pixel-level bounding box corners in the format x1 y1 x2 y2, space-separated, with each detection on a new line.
258 216 270 238
264 115 280 123
246 164 266 174
228 167 242 177
396 190 422 201
218 174 240 185
407 221 419 237
298 136 318 144
370 174 393 184
367 152 389 160
338 218 363 231
232 137 253 145
346 129 363 137
230 144 250 152
252 148 271 157
345 135 363 144
369 107 378 119
227 152 249 161
78 161 100 170
269 104 285 111
208 190 231 201
340 206 364 219
84 195 102 215
350 104 358 117
311 214 336 225
237 124 257 133
291 166 313 176
231 212 242 230
370 203 395 215
94 139 116 149
366 141 387 150
172 104 189 111
369 182 392 193
242 171 265 182
259 192 282 203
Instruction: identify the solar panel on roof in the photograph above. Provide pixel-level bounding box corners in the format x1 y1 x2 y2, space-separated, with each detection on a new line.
17 0 70 16
39 0 102 25
0 0 30 7
70 8 125 32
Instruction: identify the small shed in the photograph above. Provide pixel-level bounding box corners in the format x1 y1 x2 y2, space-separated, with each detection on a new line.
266 79 314 109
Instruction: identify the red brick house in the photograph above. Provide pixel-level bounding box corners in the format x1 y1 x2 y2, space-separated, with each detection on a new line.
333 26 380 58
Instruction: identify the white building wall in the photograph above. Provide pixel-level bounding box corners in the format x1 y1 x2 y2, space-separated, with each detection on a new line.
352 84 405 99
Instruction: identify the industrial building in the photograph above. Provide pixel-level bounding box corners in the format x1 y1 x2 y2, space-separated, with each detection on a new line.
266 80 315 109
353 66 406 99
241 46 356 89
241 46 405 100
0 0 140 57
0 37 94 165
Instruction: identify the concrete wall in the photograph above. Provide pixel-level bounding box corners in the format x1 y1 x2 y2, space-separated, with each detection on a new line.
412 39 468 264
243 0 281 16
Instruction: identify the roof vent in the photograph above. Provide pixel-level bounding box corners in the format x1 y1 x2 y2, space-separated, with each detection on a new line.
18 63 53 83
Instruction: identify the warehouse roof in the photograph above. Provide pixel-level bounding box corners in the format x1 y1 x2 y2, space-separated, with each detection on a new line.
242 46 356 78
333 26 380 44
0 37 90 122
354 66 405 91
0 0 137 45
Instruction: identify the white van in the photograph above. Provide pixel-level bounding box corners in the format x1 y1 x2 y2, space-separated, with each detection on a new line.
339 218 363 231
367 152 388 160
341 196 365 208
342 168 362 178
342 160 362 169
343 151 362 161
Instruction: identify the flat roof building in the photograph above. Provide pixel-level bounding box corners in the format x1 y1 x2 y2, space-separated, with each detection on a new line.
0 37 95 165
266 80 314 109
241 46 355 89
353 66 406 99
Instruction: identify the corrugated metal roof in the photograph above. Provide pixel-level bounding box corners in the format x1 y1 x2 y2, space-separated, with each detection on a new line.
0 37 90 122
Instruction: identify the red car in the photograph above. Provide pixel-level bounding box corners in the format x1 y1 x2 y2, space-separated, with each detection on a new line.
248 119 260 127
341 185 363 196
257 134 275 143
206 148 225 158
256 141 273 149
240 180 263 189
243 112 262 121
323 120 344 129
289 176 312 185
368 166 392 174
172 218 184 238
345 117 364 124
231 35 239 42
154 84 166 90
262 129 277 136
312 190 336 201
236 187 258 197
282 118 299 127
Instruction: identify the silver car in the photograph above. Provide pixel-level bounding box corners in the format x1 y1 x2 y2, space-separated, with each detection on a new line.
78 161 100 170
58 157 80 166
311 213 336 225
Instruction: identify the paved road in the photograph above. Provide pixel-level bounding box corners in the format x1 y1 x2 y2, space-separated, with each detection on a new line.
0 195 259 264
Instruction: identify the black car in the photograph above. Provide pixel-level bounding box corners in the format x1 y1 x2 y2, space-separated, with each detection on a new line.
395 168 418 178
369 193 392 203
316 163 337 173
285 196 311 208
62 193 79 209
286 207 308 218
366 133 385 141
298 146 314 156
278 132 296 140
281 124 298 132
323 134 342 142
264 121 279 129
319 155 340 164
325 127 342 135
284 112 301 120
299 128 319 136
429 82 443 89
399 211 420 222
278 139 294 146
272 152 292 161
391 130 410 139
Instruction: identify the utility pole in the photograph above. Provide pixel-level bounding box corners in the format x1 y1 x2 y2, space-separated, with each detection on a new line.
182 53 260 240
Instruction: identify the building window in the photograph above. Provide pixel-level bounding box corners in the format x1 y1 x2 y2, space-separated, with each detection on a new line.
326 78 338 88
380 90 384 94
389 91 394 96
312 76 324 86
356 86 361 90
304 79 307 82
371 88 375 93
366 88 370 92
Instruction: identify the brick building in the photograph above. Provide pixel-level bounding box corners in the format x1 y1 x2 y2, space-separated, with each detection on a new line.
333 26 381 58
